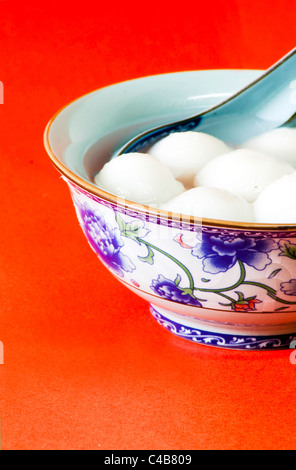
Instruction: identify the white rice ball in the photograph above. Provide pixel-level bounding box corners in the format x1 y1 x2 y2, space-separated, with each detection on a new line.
195 148 295 203
94 152 184 205
242 127 296 167
160 186 254 222
253 172 296 224
149 131 230 186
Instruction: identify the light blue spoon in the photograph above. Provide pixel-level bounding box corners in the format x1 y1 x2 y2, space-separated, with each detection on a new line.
117 47 296 154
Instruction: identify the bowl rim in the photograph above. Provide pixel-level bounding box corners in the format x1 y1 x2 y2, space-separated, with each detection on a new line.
43 70 296 232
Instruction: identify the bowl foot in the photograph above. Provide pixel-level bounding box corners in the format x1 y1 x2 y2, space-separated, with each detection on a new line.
149 304 296 350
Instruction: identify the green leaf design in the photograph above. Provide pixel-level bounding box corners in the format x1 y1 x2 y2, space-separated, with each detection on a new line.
116 213 149 244
116 213 125 233
268 268 282 279
234 291 245 301
174 274 181 286
201 278 211 283
279 241 296 260
138 245 154 264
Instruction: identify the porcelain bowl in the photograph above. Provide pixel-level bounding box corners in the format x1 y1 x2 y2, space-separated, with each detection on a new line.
44 70 296 350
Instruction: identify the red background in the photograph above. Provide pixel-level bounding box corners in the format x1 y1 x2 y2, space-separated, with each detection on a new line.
0 0 296 450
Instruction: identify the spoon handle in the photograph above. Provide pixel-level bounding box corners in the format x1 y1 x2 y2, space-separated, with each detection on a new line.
197 46 296 143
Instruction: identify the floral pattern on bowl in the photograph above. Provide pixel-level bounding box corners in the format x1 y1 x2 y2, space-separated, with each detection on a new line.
62 178 296 349
69 182 296 313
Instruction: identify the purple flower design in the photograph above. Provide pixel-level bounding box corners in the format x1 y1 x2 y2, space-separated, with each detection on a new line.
78 205 135 276
191 233 278 274
280 279 296 296
151 275 202 306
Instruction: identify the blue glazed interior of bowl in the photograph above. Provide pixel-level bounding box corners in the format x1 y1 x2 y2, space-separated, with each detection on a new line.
48 70 262 186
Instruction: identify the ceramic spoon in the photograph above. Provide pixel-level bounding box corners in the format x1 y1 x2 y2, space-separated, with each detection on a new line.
117 47 296 154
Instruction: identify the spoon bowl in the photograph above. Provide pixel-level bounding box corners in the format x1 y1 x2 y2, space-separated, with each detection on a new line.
117 47 296 154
